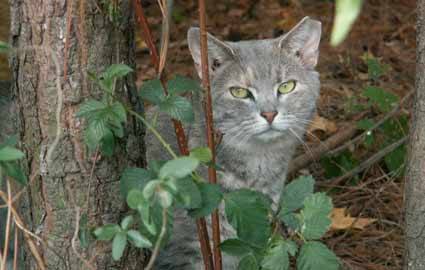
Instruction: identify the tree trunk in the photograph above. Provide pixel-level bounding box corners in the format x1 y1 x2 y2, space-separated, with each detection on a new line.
404 1 425 269
9 0 145 269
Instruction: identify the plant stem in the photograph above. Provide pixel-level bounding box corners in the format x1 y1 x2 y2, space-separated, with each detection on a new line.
197 0 222 269
127 109 177 159
145 207 168 270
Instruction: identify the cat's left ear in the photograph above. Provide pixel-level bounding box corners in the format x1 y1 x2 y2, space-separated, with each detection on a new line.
278 17 322 69
187 27 236 79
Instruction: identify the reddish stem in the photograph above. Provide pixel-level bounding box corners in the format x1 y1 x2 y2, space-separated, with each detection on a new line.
132 1 214 269
197 0 222 269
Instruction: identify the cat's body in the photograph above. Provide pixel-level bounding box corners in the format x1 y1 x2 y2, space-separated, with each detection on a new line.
147 17 322 269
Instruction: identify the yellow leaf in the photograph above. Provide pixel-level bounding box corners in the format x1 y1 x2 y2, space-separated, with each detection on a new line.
330 208 377 230
308 115 338 134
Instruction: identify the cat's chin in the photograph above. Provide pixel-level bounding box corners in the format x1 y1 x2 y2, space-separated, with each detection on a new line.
254 129 284 143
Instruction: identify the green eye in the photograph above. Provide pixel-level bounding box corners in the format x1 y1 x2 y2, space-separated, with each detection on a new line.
230 87 251 99
278 80 296 94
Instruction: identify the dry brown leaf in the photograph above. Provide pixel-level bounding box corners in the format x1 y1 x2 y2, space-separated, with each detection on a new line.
330 208 377 230
308 115 338 134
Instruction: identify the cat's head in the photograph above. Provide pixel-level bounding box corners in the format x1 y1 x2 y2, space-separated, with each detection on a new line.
188 17 321 149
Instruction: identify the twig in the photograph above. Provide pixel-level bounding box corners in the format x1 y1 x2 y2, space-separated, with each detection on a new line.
144 207 168 270
328 89 413 156
13 228 18 270
0 170 39 209
71 207 96 270
197 0 222 269
0 180 12 270
320 136 408 189
132 1 214 269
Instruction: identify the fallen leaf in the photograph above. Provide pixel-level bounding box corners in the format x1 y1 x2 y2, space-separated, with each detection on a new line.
308 115 338 134
330 208 377 230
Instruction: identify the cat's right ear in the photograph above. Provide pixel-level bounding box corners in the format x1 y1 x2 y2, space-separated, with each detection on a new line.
187 27 235 79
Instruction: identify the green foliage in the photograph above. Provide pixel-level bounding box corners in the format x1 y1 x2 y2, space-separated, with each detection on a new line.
331 0 364 46
0 136 27 185
139 76 200 123
363 86 399 113
0 41 9 53
297 241 340 270
85 65 339 268
321 150 358 179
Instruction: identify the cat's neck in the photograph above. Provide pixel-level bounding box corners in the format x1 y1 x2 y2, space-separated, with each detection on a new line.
217 135 298 202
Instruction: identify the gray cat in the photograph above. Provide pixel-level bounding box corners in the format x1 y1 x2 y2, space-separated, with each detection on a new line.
148 16 322 269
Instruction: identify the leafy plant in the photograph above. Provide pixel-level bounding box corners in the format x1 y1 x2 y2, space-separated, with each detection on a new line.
0 135 27 185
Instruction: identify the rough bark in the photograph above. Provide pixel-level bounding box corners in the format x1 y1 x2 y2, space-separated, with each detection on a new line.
404 2 425 269
9 0 145 269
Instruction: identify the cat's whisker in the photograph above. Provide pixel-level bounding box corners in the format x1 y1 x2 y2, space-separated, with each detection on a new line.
289 128 315 161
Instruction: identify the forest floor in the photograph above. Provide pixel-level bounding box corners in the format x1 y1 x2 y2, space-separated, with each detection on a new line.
137 0 415 269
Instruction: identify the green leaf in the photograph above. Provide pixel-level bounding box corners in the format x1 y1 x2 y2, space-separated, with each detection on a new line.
84 118 108 150
1 162 27 185
384 144 406 176
157 189 173 208
296 241 340 270
174 176 202 209
76 100 106 118
112 232 127 261
167 75 202 95
220 239 253 257
138 203 173 247
225 189 271 247
127 189 145 209
330 0 363 46
279 175 314 216
159 157 199 179
367 57 385 80
139 79 165 104
0 146 24 161
356 119 374 130
159 95 194 123
362 86 399 112
188 182 223 218
280 213 301 231
121 215 134 230
190 147 212 163
127 230 152 248
238 254 258 270
111 101 127 123
101 64 133 81
261 241 291 270
300 193 333 240
0 135 18 149
0 41 9 53
120 167 154 199
94 224 120 241
100 129 115 156
143 180 162 201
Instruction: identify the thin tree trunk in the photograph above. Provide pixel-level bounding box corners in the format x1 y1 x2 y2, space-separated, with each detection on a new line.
9 0 145 269
404 1 425 269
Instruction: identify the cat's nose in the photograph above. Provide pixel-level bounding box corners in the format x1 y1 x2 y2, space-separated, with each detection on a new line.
260 111 278 124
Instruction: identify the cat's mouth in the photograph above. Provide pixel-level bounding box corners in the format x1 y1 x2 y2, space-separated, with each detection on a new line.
254 127 284 141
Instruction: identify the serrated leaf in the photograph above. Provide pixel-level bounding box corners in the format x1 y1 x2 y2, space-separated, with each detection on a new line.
94 224 120 241
1 162 27 185
220 239 253 257
0 146 24 161
280 213 301 231
121 215 134 230
261 241 290 270
300 193 333 240
189 147 212 163
159 95 194 123
120 167 155 199
111 102 127 123
84 118 108 150
188 182 223 218
159 156 199 179
112 232 127 261
330 0 363 46
297 241 340 270
167 75 202 95
174 176 202 209
127 230 152 248
100 129 115 156
101 64 133 81
238 254 258 270
225 189 271 247
77 100 106 118
139 79 165 104
362 86 399 112
279 175 314 216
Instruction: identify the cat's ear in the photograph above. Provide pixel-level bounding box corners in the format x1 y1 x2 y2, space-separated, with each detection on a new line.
278 17 322 69
187 27 235 79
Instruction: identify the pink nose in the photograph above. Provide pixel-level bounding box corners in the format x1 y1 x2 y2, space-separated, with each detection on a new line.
260 111 278 124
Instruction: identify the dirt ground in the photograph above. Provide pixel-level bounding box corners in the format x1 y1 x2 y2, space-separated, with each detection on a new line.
137 0 415 269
